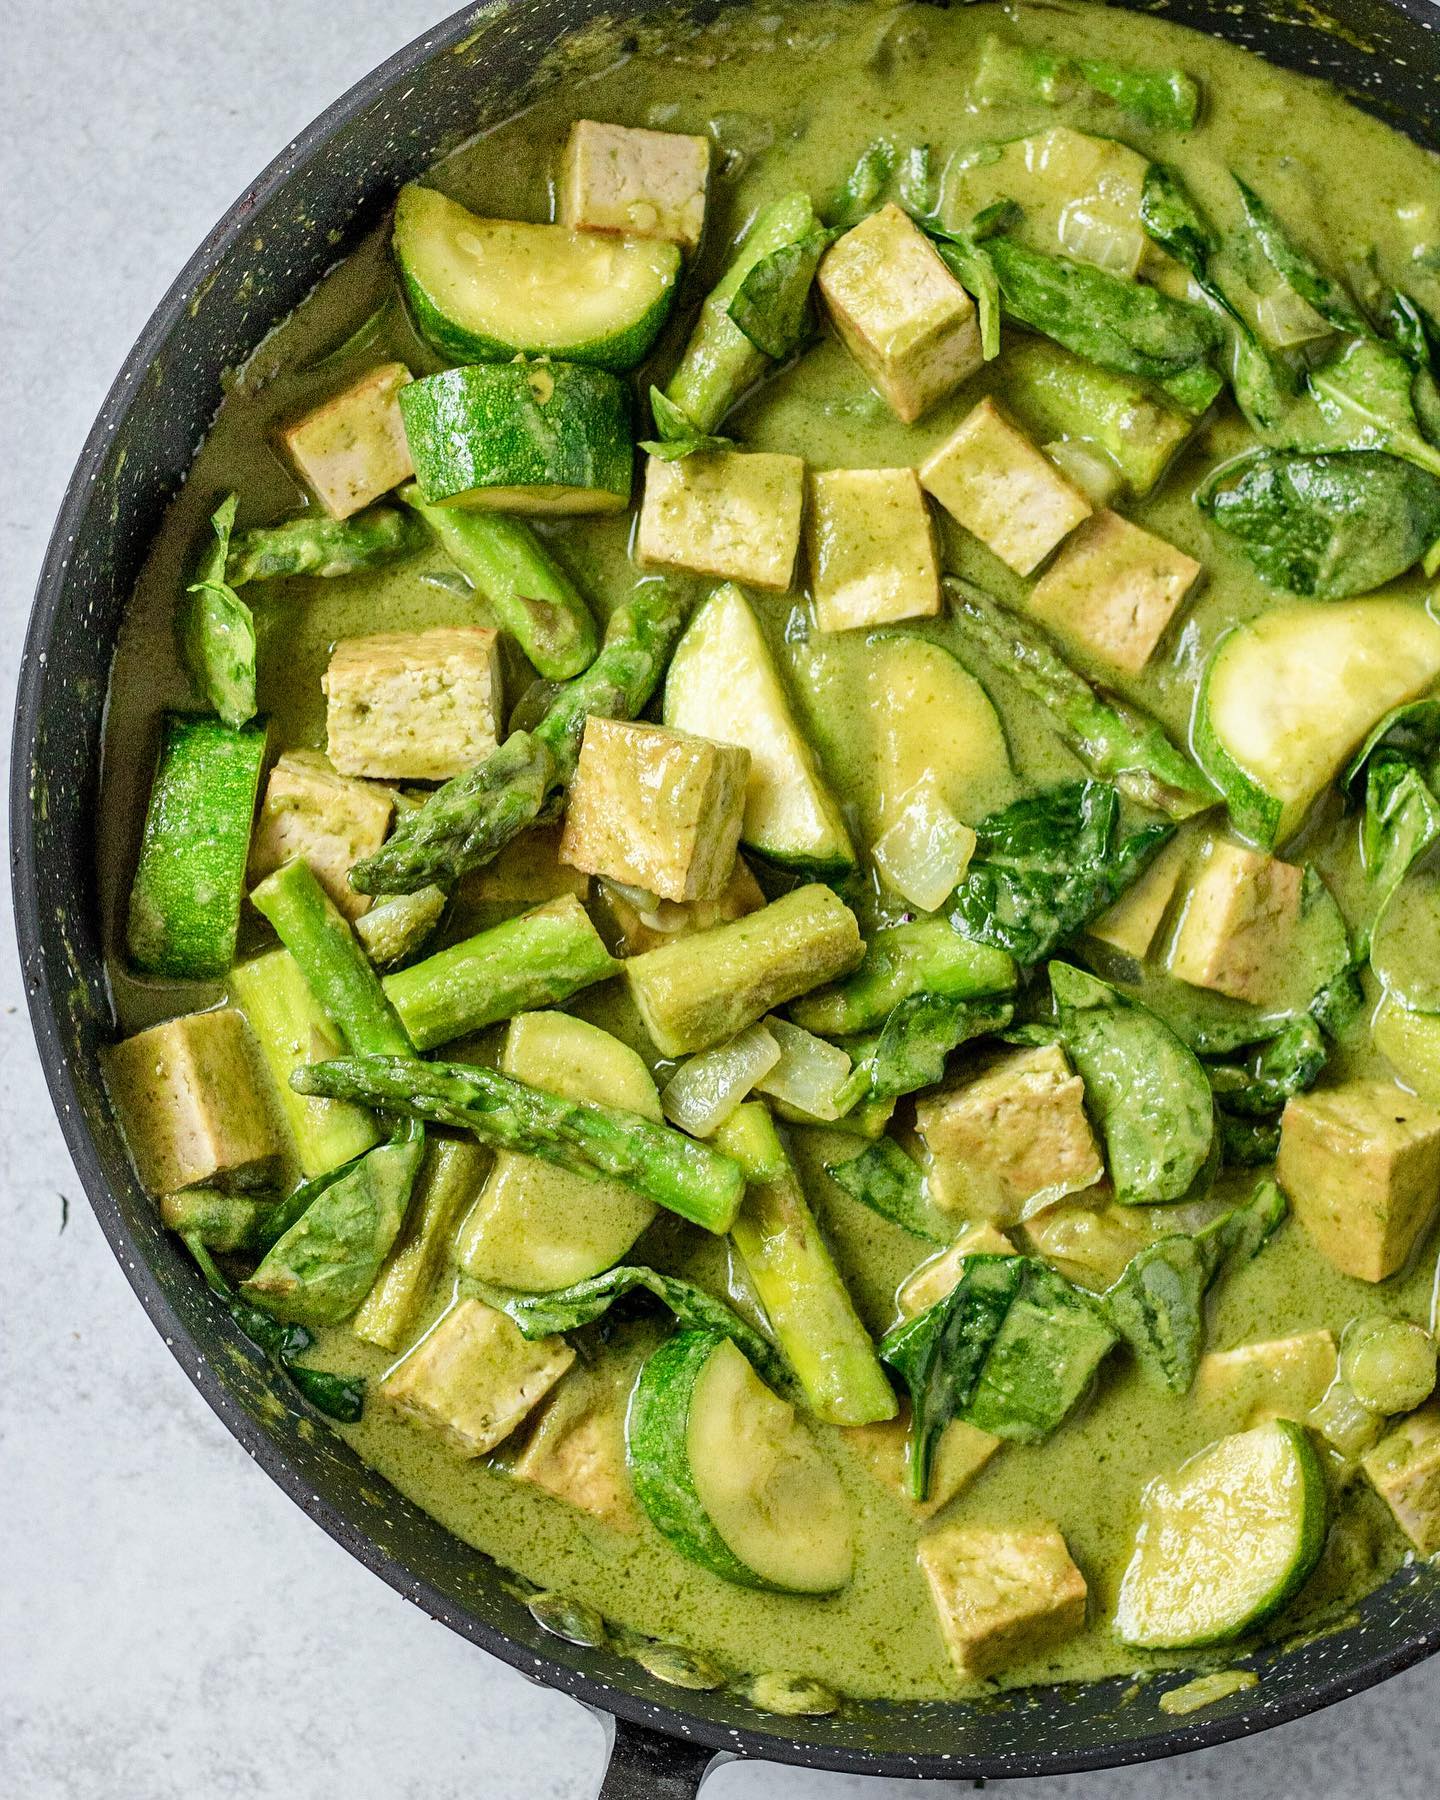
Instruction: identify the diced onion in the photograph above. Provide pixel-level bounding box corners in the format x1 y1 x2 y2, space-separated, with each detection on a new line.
872 777 978 914
754 1017 853 1121
661 1024 780 1138
1042 438 1123 509
1339 1316 1438 1416
1057 201 1146 278
1254 285 1333 350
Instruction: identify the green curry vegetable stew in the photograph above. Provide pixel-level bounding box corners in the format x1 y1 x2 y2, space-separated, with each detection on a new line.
99 0 1440 1708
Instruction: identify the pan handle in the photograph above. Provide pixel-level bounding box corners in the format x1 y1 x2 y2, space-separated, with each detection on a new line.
594 1711 731 1798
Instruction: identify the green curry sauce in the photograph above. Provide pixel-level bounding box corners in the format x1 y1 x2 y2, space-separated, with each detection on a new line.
99 0 1440 1705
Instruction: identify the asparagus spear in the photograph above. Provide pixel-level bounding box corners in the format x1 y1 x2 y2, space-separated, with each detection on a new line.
226 505 425 585
353 884 449 968
715 1103 897 1427
945 580 1215 819
180 493 257 729
349 582 687 895
291 1054 746 1233
383 894 617 1051
399 485 599 680
352 1138 488 1351
790 919 1015 1037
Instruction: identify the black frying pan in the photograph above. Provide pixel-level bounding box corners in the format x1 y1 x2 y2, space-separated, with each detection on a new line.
13 2 1440 1792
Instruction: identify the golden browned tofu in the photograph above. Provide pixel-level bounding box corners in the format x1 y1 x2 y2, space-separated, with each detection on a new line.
558 119 709 253
918 1522 1087 1680
1194 1329 1338 1429
280 362 414 518
818 203 983 423
1168 839 1303 1005
896 1222 1016 1319
915 1043 1103 1222
380 1298 575 1457
1362 1402 1440 1554
559 717 750 903
460 824 590 908
594 854 766 956
1277 1080 1440 1282
920 398 1091 575
105 1008 283 1195
807 467 941 632
247 750 394 921
843 1404 1000 1520
1029 510 1201 675
324 626 502 781
512 1357 640 1530
635 450 805 591
1087 830 1193 961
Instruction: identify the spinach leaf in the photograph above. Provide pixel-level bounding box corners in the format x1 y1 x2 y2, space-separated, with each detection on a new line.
641 387 737 460
1218 1114 1281 1167
1075 57 1200 130
914 216 1004 361
182 1235 366 1422
1205 1016 1327 1120
1051 961 1216 1204
1370 863 1440 1013
1105 1178 1287 1391
826 1138 949 1242
180 494 258 729
962 1259 1118 1442
727 224 838 360
241 1134 424 1327
896 143 938 219
827 138 896 229
951 782 1175 965
1309 337 1440 481
973 34 1200 130
1234 178 1367 336
476 1265 786 1389
1196 449 1440 598
986 235 1223 414
860 994 1015 1100
945 579 1215 819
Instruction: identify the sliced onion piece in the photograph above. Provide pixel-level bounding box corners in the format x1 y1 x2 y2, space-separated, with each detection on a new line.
872 775 978 914
661 1024 781 1138
754 1017 853 1122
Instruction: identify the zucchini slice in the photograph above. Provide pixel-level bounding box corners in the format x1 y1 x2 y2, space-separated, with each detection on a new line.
627 1331 854 1593
126 714 267 980
1115 1420 1327 1648
392 184 681 370
400 362 633 514
663 584 855 874
1194 599 1440 848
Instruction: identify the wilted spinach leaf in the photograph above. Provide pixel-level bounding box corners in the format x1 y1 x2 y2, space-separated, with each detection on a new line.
826 1138 948 1242
860 994 1014 1100
641 387 737 460
727 224 838 359
180 493 257 729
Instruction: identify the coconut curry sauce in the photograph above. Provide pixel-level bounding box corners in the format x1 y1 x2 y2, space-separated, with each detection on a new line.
98 0 1440 1707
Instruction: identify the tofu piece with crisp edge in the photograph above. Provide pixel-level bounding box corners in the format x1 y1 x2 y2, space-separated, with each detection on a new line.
380 1298 575 1457
818 203 984 423
1168 839 1302 1005
281 362 414 519
105 1008 284 1195
1087 830 1192 961
897 1222 1017 1319
559 119 710 255
1029 509 1201 674
512 1356 640 1530
559 717 750 903
1362 1402 1440 1555
918 1522 1087 1680
1194 1329 1338 1429
635 450 805 590
1277 1080 1440 1282
324 626 502 782
807 467 941 632
915 1043 1103 1223
248 750 395 921
920 398 1091 575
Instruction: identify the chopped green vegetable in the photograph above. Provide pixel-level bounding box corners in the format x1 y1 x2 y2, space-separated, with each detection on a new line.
1235 177 1367 336
973 34 1200 130
825 1138 948 1243
180 494 257 728
727 224 837 359
857 994 1015 1101
791 919 1015 1038
640 387 737 460
226 504 425 585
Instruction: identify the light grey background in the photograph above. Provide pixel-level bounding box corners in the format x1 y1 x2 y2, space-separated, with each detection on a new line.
1 3 1436 1795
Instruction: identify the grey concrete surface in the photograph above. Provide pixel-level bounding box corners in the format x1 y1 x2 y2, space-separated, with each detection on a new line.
1 3 1436 1795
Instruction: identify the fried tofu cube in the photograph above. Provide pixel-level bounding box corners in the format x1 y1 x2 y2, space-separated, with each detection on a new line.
1029 510 1201 674
512 1358 639 1530
818 202 984 424
594 854 766 956
919 398 1092 575
897 1222 1016 1319
281 362 414 519
324 626 502 781
1087 830 1192 961
105 1008 283 1195
1194 1329 1338 1429
1362 1402 1440 1555
380 1298 574 1457
844 1404 1000 1520
807 467 941 632
918 1523 1087 1680
1277 1080 1440 1282
248 750 394 920
559 717 750 904
1168 839 1303 1005
635 450 805 591
915 1043 1103 1222
558 119 709 254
